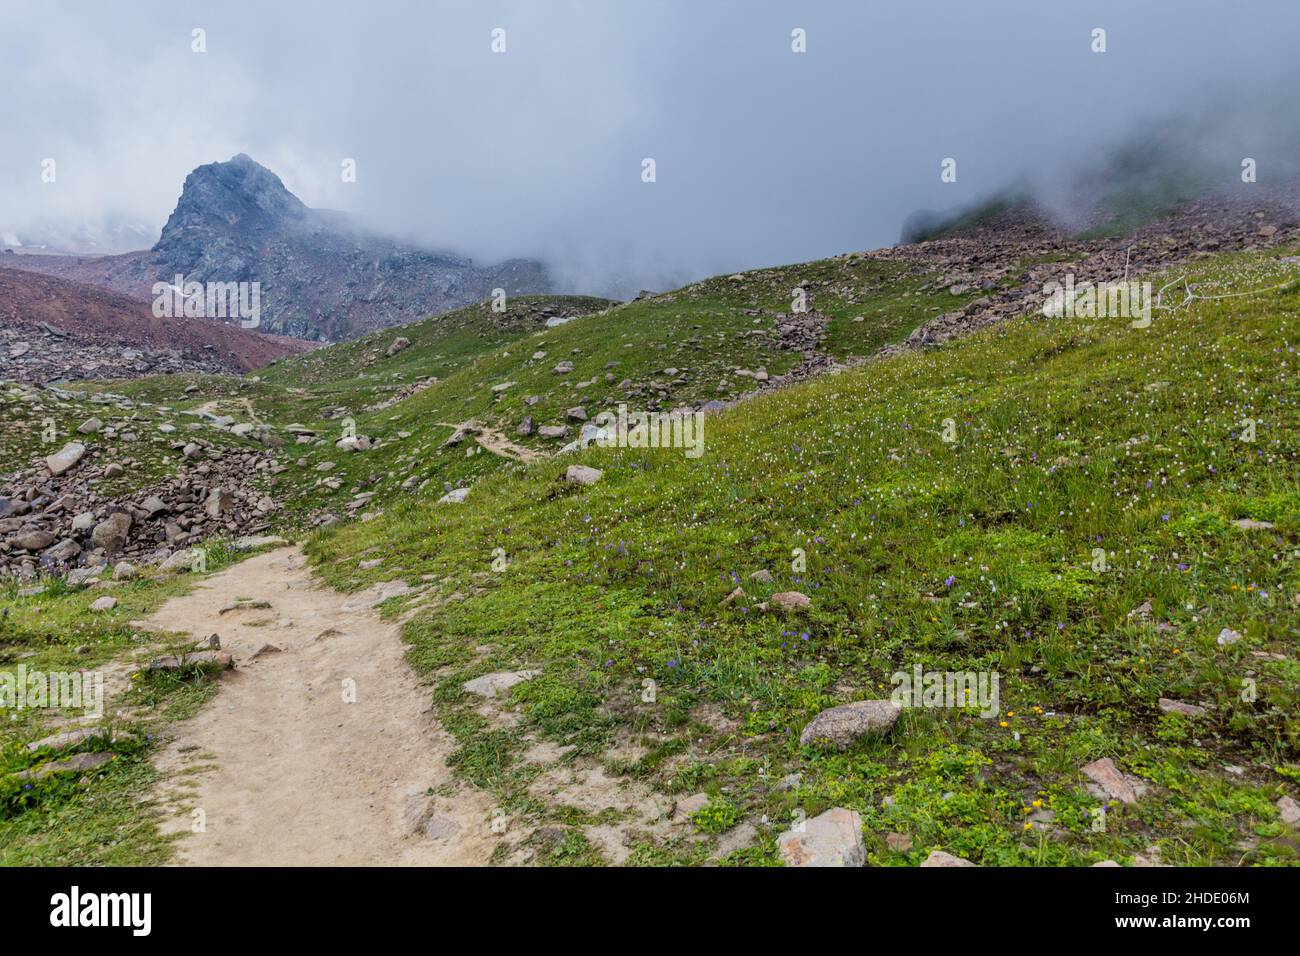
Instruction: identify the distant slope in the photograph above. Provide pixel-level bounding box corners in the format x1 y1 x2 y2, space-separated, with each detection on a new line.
3 154 551 341
0 266 312 381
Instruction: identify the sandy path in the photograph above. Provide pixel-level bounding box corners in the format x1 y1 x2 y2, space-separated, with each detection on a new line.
148 545 497 865
436 420 545 463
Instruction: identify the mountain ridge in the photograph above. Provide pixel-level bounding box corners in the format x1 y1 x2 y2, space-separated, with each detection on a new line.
3 154 551 342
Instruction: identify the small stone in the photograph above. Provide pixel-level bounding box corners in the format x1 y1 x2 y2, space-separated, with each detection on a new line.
42 539 81 563
1277 795 1300 827
77 417 103 434
777 807 865 867
1158 698 1206 717
566 406 588 422
462 670 540 697
232 535 288 551
249 643 283 660
206 488 236 517
89 596 118 612
565 465 603 486
885 832 913 852
159 549 198 573
140 495 168 516
1232 518 1274 531
920 850 976 867
15 751 114 780
720 586 746 606
770 590 811 612
1081 757 1148 804
749 569 775 584
104 462 125 477
112 562 137 581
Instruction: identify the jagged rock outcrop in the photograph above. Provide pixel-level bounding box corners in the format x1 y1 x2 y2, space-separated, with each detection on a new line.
3 155 550 341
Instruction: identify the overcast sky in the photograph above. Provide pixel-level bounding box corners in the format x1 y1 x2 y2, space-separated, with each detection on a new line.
2 0 1296 293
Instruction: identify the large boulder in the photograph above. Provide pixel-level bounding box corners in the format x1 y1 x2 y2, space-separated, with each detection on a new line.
45 442 86 476
777 807 865 867
91 513 132 553
12 529 56 551
42 539 82 564
160 549 199 574
800 699 901 750
0 497 31 519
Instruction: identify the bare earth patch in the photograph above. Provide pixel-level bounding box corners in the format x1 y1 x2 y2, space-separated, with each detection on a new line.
148 545 498 865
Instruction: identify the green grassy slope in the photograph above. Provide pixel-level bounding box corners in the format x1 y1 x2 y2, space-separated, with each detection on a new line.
305 247 1300 866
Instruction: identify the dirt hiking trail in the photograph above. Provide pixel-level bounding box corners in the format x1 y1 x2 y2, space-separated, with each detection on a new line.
149 545 497 865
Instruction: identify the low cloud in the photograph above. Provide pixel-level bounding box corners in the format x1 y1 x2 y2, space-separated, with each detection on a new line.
2 0 1296 295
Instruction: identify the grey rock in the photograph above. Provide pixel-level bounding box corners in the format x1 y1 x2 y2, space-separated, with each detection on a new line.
206 488 236 517
800 699 901 750
91 513 132 552
42 538 82 563
462 670 540 697
45 442 86 476
12 529 56 551
159 549 199 573
770 590 812 611
565 465 603 486
1157 698 1207 717
1278 795 1300 827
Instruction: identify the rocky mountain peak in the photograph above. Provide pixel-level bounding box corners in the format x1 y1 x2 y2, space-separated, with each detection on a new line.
154 154 309 255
